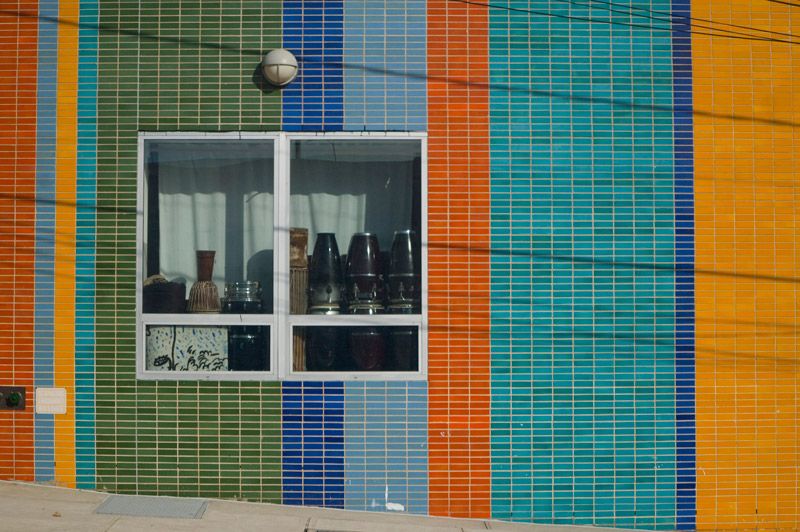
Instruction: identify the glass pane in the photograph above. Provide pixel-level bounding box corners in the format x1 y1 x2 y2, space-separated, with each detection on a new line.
289 140 421 315
294 326 418 372
144 140 275 313
145 325 270 371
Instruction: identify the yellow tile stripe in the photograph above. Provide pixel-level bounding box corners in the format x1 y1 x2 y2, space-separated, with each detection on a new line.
54 1 80 488
693 0 800 528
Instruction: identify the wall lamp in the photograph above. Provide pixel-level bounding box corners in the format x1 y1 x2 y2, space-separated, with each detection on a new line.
261 49 299 86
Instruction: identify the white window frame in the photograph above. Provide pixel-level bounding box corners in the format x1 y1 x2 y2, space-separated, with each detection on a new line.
136 131 428 381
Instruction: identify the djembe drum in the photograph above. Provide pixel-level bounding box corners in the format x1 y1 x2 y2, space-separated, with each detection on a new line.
387 230 420 314
307 326 344 371
349 327 386 371
307 233 344 315
345 232 384 314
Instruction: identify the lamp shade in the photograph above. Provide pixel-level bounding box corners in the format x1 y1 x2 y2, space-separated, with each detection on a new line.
261 49 299 86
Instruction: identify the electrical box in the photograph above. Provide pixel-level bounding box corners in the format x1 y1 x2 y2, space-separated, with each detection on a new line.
0 386 26 410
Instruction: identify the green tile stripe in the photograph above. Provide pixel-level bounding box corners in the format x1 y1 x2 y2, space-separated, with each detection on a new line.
95 0 282 499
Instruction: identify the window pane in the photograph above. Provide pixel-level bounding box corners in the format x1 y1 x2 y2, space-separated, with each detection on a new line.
144 140 275 313
289 140 421 315
145 325 270 371
294 326 418 372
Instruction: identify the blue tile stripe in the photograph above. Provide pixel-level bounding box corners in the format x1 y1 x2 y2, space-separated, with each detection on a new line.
75 0 98 489
342 0 427 131
343 381 428 515
34 0 60 483
282 0 344 131
282 381 345 507
488 3 679 528
671 1 697 528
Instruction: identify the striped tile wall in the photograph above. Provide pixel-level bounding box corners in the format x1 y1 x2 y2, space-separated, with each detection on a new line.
488 1 680 528
33 0 59 482
426 0 493 519
0 0 39 482
282 0 344 131
53 0 81 487
342 0 426 131
692 0 800 529
75 0 98 488
4 0 800 529
94 0 283 500
343 381 428 514
282 381 345 508
670 0 696 527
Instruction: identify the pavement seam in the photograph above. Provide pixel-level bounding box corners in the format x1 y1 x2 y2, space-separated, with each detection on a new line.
100 514 120 532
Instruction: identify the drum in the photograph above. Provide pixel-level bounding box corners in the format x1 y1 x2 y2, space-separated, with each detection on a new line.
307 233 344 314
345 232 384 313
307 327 345 371
349 327 386 371
387 230 420 313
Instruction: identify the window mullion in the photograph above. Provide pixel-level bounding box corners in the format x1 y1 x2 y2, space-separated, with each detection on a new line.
275 133 291 379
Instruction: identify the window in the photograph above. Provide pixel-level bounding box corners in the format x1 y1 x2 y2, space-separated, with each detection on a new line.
136 132 426 380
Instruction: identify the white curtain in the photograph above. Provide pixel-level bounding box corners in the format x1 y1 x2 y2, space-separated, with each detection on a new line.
153 143 274 296
147 140 417 303
290 159 414 256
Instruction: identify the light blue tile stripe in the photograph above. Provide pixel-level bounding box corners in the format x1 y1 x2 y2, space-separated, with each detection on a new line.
34 0 60 483
488 2 679 529
342 0 427 131
75 0 98 489
343 381 428 515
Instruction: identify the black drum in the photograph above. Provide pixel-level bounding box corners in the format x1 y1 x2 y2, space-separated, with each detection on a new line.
308 233 344 315
307 327 345 371
387 230 420 313
349 327 386 371
345 232 384 313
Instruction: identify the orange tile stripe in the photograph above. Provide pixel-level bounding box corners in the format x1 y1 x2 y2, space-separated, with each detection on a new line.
427 1 492 519
693 0 800 528
53 0 79 488
0 0 38 482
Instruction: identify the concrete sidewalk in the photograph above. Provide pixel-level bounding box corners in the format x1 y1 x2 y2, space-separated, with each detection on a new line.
0 480 641 532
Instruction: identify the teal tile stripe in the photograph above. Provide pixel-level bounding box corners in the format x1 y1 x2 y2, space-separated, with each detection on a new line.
342 0 427 131
488 3 679 529
343 381 428 515
75 0 98 489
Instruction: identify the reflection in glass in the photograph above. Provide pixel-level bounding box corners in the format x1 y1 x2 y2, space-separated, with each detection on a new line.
289 140 421 316
145 325 270 371
296 326 418 372
144 140 275 313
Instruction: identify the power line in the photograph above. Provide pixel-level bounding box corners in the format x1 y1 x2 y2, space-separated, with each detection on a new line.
767 0 800 7
579 0 800 41
555 0 800 43
450 0 800 46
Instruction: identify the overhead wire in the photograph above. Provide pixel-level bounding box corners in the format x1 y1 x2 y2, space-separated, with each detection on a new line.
450 0 800 46
554 0 800 43
575 0 800 40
